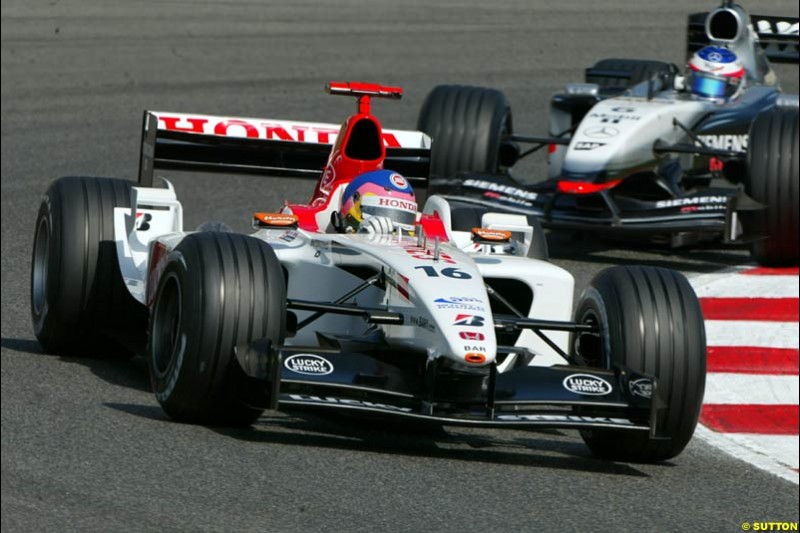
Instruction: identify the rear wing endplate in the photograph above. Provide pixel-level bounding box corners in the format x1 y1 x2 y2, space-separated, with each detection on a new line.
137 111 432 191
687 12 800 64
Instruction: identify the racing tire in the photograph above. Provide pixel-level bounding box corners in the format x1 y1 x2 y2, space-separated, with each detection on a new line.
746 109 799 266
417 85 511 178
573 266 706 462
585 58 677 94
30 176 147 356
147 231 286 427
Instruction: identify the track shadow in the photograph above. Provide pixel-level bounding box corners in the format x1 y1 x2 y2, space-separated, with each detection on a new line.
105 402 170 421
1 336 151 393
59 355 151 393
224 411 653 477
1 337 44 355
105 401 652 477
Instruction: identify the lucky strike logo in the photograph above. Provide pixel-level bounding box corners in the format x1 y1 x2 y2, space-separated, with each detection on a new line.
563 374 612 396
284 354 334 376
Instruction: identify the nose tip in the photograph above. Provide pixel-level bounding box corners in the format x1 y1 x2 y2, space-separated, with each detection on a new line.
464 352 486 364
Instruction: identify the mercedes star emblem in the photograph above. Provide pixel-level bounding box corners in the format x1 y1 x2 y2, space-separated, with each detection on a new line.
583 126 620 139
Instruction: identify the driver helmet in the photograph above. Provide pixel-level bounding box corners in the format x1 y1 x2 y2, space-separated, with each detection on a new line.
687 46 744 101
339 169 417 233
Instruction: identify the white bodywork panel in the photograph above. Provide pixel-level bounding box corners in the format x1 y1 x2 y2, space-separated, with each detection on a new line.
115 180 183 304
114 188 575 370
563 96 706 176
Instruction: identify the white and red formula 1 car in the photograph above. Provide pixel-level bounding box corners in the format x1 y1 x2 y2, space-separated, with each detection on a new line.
31 82 707 462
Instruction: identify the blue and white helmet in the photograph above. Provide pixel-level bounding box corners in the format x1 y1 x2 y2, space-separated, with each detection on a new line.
688 46 745 100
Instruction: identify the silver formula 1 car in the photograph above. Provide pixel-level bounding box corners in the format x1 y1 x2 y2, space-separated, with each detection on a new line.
31 82 706 462
418 1 799 265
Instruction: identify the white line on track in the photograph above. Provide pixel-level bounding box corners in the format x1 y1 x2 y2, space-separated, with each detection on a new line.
704 320 799 349
704 374 800 405
690 273 799 298
695 424 799 484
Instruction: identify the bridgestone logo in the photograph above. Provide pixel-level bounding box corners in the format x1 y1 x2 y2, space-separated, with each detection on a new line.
284 354 334 376
563 374 612 396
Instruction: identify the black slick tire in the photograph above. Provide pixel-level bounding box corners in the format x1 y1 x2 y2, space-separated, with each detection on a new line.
147 232 286 427
417 85 511 178
30 176 147 356
573 266 706 462
746 109 799 266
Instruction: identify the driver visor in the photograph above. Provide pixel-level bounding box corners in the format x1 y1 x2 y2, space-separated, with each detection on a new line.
689 70 740 99
360 194 417 228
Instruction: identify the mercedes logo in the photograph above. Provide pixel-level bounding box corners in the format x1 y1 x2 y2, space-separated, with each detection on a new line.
583 126 620 139
708 51 723 62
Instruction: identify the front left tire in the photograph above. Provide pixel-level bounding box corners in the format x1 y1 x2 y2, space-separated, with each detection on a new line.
147 231 286 426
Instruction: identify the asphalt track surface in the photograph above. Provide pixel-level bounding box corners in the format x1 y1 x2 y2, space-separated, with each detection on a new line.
2 1 799 531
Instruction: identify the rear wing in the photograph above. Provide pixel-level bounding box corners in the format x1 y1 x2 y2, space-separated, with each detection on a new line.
687 12 800 64
137 111 432 191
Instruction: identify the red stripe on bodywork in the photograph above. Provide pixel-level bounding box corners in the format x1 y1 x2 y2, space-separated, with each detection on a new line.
707 346 799 375
741 267 800 276
701 404 799 435
699 297 799 322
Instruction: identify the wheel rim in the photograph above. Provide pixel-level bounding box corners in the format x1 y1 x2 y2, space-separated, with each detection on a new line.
151 272 182 377
32 217 50 316
575 309 605 369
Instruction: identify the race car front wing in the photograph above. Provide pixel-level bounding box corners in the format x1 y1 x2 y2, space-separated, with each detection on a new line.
236 340 663 437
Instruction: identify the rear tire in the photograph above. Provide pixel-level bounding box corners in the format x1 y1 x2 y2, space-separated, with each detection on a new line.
573 266 706 462
746 109 799 266
30 176 147 356
417 85 511 178
147 232 287 426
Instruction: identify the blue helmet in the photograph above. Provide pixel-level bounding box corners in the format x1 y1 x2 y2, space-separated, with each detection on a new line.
339 170 417 233
688 46 744 100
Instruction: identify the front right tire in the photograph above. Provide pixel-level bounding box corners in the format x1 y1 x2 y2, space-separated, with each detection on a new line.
573 266 706 462
30 176 147 356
